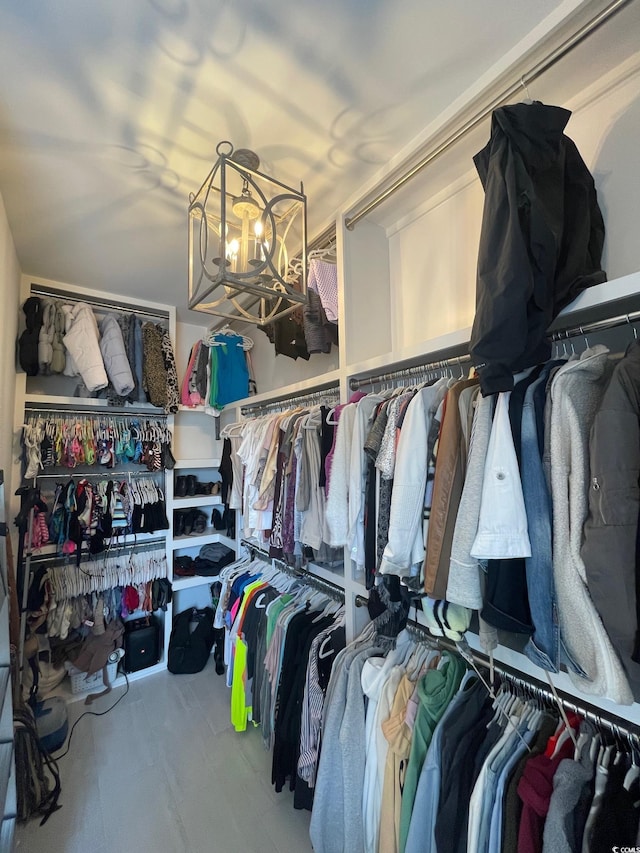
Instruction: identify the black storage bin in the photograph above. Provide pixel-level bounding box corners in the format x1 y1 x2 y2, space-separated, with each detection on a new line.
123 617 160 673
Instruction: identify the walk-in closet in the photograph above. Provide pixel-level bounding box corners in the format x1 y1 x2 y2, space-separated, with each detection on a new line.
1 1 640 851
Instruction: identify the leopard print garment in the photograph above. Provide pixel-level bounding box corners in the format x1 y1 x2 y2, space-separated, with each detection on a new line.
160 327 180 414
142 322 167 409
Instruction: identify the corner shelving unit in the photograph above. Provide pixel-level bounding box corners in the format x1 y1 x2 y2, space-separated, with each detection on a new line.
166 456 238 609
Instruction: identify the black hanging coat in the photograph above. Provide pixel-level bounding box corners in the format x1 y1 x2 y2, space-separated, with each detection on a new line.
470 102 606 395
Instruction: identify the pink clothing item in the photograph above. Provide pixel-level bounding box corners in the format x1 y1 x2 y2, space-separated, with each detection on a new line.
180 340 203 406
308 259 339 322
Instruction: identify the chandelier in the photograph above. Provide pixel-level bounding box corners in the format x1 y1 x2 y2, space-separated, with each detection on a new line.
188 141 308 325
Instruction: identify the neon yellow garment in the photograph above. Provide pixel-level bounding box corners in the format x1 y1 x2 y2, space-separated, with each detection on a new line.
230 579 267 731
231 636 250 731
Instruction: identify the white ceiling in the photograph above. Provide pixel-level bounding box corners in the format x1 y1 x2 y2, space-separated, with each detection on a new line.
0 0 583 318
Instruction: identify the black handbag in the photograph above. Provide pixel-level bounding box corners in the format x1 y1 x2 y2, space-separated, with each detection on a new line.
167 607 215 674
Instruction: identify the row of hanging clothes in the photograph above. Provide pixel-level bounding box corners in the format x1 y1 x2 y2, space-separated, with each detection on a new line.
325 331 640 705
309 614 640 853
26 546 170 640
262 247 339 362
21 410 174 479
180 327 256 413
212 549 346 809
18 295 180 411
224 391 343 567
26 474 168 563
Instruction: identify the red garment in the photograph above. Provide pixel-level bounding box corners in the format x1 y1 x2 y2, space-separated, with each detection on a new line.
516 732 576 853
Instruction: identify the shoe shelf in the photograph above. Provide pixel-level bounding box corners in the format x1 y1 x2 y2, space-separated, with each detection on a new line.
171 530 235 551
172 495 223 509
171 575 215 592
173 458 221 469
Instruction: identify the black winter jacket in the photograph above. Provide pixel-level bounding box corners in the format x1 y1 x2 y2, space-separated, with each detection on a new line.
470 103 606 395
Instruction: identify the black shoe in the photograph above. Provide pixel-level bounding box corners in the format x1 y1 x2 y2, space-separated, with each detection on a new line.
175 475 187 498
183 509 195 536
192 511 207 535
213 628 225 675
174 510 186 537
195 481 214 495
186 475 197 496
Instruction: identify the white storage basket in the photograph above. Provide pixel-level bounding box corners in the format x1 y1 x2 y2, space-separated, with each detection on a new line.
64 659 120 695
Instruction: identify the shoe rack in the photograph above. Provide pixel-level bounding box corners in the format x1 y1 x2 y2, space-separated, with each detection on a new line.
166 458 237 597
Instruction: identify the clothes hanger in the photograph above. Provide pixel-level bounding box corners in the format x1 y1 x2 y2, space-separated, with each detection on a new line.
520 76 534 105
308 241 337 264
205 327 254 351
221 421 245 437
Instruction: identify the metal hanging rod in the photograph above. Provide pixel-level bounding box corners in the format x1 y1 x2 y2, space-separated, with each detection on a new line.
24 403 168 418
344 0 632 230
241 384 340 417
354 593 639 736
550 306 640 341
31 469 164 480
350 306 640 391
241 538 345 601
350 353 471 391
29 285 170 322
28 537 168 565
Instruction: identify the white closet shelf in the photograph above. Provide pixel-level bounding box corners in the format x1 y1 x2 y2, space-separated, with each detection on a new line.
23 393 164 412
344 271 640 385
171 575 215 592
555 269 640 321
173 459 221 469
171 531 235 550
229 369 342 411
172 495 222 508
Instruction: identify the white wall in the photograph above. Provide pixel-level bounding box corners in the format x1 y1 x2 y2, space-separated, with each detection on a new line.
0 192 21 488
385 55 640 354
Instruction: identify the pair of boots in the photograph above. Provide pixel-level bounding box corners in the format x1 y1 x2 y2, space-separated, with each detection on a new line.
175 476 220 497
173 509 208 537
